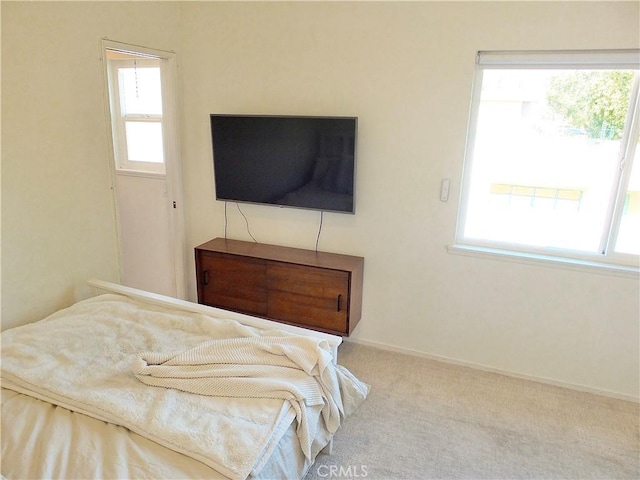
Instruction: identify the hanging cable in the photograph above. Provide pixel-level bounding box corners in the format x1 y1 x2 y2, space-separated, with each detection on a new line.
315 211 324 252
236 203 257 242
224 202 228 239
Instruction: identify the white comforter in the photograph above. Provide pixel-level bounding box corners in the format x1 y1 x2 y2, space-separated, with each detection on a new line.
1 294 368 480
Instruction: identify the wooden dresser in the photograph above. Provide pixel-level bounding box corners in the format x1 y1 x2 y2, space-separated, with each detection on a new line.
195 238 364 336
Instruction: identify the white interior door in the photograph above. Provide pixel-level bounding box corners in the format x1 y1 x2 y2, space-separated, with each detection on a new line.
113 173 177 296
102 40 186 299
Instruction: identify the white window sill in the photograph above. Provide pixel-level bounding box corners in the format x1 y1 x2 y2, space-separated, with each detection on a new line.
114 169 166 179
448 244 640 279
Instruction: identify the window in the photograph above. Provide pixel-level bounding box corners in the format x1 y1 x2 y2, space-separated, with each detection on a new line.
455 50 640 271
106 50 166 174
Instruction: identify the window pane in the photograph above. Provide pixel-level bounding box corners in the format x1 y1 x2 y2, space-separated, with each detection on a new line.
463 69 634 253
119 66 162 115
125 121 164 163
615 135 640 254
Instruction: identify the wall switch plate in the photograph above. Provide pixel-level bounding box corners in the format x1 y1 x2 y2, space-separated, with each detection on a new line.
440 179 450 202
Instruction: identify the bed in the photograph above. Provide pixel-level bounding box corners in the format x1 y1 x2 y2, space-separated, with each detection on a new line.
1 280 369 479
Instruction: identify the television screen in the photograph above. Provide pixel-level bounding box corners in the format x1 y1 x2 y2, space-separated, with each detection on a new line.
210 115 357 214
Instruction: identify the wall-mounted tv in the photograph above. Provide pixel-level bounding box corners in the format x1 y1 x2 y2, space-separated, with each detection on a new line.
210 114 357 214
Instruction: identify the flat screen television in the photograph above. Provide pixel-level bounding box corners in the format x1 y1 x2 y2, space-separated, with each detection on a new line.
210 114 357 214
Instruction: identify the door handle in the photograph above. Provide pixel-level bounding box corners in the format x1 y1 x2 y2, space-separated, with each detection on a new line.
337 294 342 312
203 270 209 285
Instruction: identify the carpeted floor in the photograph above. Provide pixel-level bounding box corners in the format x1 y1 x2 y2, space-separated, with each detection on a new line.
305 342 639 480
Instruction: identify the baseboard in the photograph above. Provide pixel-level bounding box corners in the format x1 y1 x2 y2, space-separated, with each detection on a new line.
343 337 639 404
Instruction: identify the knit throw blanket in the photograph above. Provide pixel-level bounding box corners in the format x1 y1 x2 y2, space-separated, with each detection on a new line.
132 336 369 461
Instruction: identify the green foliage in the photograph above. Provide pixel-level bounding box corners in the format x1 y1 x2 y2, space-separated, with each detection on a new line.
546 71 634 140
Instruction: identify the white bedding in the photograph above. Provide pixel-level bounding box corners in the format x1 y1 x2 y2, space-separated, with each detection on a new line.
133 336 368 462
1 388 319 479
1 293 368 480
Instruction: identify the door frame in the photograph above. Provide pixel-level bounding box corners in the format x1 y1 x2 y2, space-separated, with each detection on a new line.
100 38 186 299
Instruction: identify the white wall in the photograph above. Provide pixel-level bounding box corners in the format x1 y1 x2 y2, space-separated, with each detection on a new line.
2 1 638 400
1 1 182 329
179 2 639 399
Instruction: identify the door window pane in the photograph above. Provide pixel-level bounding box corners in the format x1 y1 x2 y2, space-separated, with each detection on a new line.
125 121 164 163
119 67 162 115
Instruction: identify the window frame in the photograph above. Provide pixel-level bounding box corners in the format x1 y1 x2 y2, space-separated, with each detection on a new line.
453 50 640 274
106 55 166 174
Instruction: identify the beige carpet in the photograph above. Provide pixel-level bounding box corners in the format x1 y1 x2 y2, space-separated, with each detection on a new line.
305 342 639 480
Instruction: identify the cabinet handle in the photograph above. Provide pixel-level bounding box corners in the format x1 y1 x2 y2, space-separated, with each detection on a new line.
337 294 342 312
203 270 209 285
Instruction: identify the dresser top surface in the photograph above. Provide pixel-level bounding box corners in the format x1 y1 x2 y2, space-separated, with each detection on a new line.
196 238 364 271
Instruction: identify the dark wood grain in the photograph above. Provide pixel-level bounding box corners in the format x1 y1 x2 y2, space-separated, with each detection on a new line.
194 238 364 336
196 251 268 315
